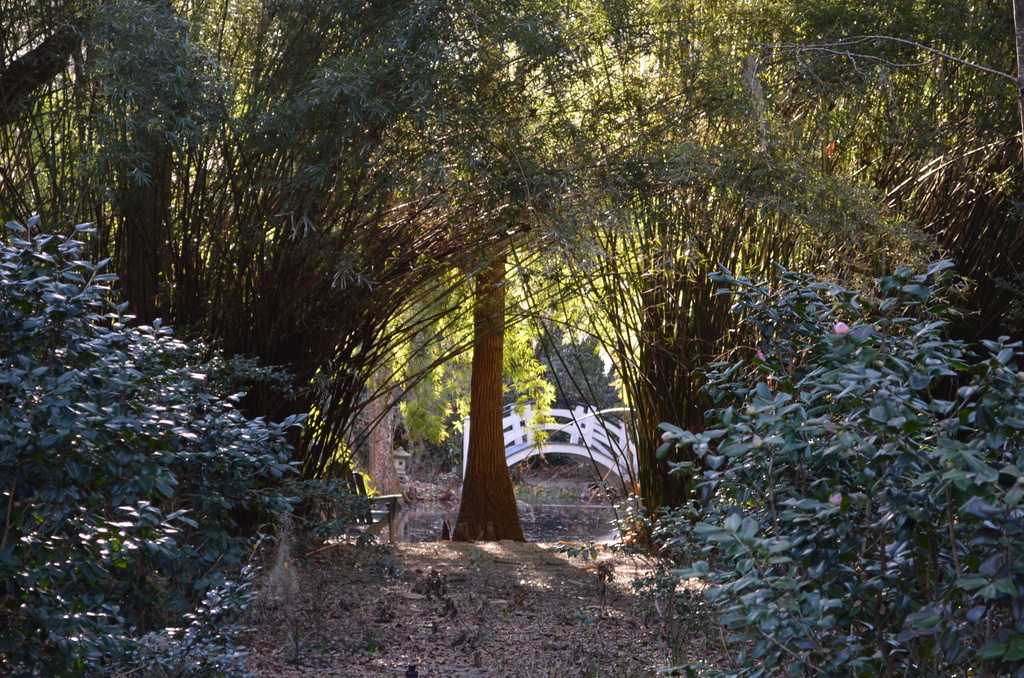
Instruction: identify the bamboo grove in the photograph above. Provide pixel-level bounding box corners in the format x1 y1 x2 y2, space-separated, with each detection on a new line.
1 0 1022 514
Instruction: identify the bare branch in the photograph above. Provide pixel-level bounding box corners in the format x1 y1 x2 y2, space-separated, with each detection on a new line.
753 35 1017 87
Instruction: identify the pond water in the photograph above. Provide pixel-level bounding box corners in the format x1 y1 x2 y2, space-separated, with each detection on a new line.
392 500 619 543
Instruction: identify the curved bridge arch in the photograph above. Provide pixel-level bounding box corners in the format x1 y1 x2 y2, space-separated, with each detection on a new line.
462 405 637 484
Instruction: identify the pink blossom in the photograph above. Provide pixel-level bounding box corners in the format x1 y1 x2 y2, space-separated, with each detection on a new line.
833 321 850 335
661 431 671 442
829 493 843 506
756 350 766 361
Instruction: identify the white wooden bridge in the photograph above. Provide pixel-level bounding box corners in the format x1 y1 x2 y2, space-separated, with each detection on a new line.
462 404 637 483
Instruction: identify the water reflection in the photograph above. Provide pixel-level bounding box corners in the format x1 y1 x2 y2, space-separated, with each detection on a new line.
393 500 618 543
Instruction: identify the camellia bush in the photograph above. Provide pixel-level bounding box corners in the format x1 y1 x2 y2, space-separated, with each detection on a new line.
662 262 1024 677
0 222 299 677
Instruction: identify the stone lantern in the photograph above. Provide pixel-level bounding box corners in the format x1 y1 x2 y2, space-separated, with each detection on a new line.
392 447 411 484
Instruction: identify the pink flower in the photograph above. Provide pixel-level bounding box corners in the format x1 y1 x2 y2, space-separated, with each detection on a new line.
661 431 671 442
833 321 850 335
756 350 766 361
829 493 843 506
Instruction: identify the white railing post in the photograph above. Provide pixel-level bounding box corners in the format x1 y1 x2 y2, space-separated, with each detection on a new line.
462 417 470 480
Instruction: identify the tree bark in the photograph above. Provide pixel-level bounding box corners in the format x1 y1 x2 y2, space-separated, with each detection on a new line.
367 370 402 497
115 145 172 323
455 252 525 542
0 24 81 124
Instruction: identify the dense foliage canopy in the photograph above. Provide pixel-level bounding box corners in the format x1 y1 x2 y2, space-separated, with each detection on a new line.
1 0 1022 523
3 0 1024 673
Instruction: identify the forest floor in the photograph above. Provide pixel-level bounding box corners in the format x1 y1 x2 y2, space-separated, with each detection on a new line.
242 463 729 677
242 540 727 677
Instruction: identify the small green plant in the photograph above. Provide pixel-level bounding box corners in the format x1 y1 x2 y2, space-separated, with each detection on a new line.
572 605 602 625
468 546 484 570
283 476 372 545
663 262 1024 676
557 541 600 561
361 628 387 655
363 543 400 579
267 513 305 662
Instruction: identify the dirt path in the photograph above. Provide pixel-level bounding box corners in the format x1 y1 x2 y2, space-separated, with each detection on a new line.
243 540 683 677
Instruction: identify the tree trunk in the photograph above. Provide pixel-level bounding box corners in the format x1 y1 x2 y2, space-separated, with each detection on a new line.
455 253 525 542
115 146 172 324
631 286 708 515
367 370 402 496
1015 0 1024 162
0 24 81 124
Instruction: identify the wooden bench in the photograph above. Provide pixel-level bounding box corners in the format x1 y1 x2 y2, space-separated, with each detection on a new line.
337 466 402 543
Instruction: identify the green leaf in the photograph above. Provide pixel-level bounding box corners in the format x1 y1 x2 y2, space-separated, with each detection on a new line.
926 260 956 276
959 576 989 591
975 406 996 432
901 283 930 300
907 611 940 630
1004 417 1024 430
994 579 1018 597
909 372 931 390
978 585 1000 600
978 643 1007 661
966 605 987 623
1004 636 1024 662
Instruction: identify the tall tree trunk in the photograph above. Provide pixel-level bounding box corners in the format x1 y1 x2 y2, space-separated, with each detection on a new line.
633 309 703 514
455 252 525 542
367 369 402 496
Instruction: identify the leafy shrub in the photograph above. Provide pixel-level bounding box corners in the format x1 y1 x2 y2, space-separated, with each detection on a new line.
282 476 373 545
662 262 1024 677
0 222 299 676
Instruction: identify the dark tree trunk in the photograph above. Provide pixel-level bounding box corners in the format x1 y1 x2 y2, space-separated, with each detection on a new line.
632 286 708 515
115 146 172 324
455 252 525 542
1015 0 1024 162
0 24 81 124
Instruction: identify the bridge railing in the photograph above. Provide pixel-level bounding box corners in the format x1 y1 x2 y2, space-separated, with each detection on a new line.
462 404 637 482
